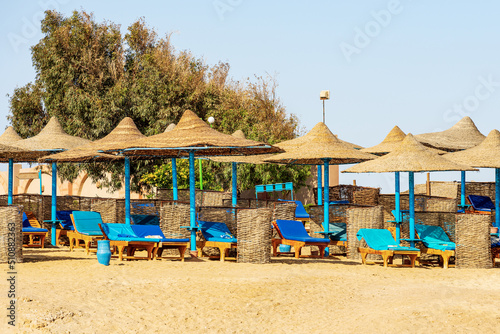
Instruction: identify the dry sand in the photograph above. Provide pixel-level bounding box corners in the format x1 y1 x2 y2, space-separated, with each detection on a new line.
2 248 500 334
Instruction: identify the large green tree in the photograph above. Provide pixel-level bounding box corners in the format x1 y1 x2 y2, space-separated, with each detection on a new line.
8 10 310 195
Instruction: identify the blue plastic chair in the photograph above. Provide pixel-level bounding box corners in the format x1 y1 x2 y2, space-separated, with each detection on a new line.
356 228 420 268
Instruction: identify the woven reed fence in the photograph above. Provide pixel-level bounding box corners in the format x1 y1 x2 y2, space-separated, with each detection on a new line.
160 202 191 256
313 185 380 205
346 206 384 260
455 214 492 269
0 206 23 263
237 208 272 264
270 202 297 241
157 189 203 205
198 207 237 236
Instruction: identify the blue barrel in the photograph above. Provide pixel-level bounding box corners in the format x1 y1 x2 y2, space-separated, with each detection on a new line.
279 244 291 252
97 240 111 266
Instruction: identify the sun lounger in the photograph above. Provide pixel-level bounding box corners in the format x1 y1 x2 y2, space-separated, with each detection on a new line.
467 195 495 214
272 219 330 259
278 199 310 221
357 228 420 268
67 211 105 254
130 225 189 261
22 212 48 248
196 220 237 262
55 210 74 246
415 223 455 269
99 223 162 261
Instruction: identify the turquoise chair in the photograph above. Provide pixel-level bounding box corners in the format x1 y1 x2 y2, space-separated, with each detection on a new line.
68 211 105 254
415 223 455 269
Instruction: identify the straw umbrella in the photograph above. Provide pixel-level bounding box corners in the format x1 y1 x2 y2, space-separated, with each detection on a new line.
105 110 282 253
415 116 486 208
361 126 444 242
344 134 477 246
13 117 91 245
40 117 145 225
264 122 376 248
444 129 500 228
0 126 28 204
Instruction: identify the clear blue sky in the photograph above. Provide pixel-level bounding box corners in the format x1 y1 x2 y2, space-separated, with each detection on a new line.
1 0 499 192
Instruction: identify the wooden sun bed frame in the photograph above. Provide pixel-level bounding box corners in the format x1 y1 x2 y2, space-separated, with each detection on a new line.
98 223 161 261
67 214 104 255
271 220 327 259
358 247 420 268
23 212 47 248
196 240 237 262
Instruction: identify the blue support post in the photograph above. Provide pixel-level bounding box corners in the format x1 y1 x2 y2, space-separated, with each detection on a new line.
232 162 237 208
461 171 466 207
125 157 131 225
496 168 500 229
39 169 42 195
51 163 57 246
395 172 401 243
189 151 196 251
172 158 178 201
409 171 415 248
317 165 322 205
8 158 13 205
323 159 330 256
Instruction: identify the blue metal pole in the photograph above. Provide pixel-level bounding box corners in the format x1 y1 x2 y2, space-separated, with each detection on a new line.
39 169 42 195
395 171 401 243
323 159 330 256
232 162 237 208
125 157 131 225
51 163 57 246
172 158 178 201
8 158 13 205
461 171 466 207
189 151 196 252
496 168 500 229
409 171 415 248
317 165 322 205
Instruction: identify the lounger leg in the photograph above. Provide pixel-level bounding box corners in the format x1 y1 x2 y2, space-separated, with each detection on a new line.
271 239 280 256
40 235 45 249
360 252 368 265
157 248 164 258
219 247 226 262
85 241 91 255
442 254 450 269
318 246 326 259
29 235 34 246
117 246 125 261
408 254 418 268
294 246 302 259
381 253 389 268
179 246 186 262
56 229 61 246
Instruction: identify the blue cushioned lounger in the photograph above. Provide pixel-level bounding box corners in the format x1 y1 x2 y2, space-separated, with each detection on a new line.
356 228 420 268
278 199 310 220
468 195 495 212
196 220 237 262
130 225 189 261
272 219 329 259
415 223 455 268
67 211 105 254
22 212 48 248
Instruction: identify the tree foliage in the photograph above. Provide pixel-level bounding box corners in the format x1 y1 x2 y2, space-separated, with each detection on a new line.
8 10 310 195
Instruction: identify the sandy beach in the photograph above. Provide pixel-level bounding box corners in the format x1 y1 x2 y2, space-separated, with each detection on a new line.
1 248 499 334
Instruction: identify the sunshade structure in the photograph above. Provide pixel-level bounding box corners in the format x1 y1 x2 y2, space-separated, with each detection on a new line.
344 134 477 246
264 122 376 251
40 117 145 225
360 126 444 242
415 116 486 208
0 126 22 144
444 129 500 228
14 117 91 245
105 110 282 253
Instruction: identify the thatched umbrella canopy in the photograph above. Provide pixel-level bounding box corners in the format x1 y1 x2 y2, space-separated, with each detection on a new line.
105 110 281 253
0 126 22 145
39 117 145 163
264 122 376 165
108 110 281 157
344 134 477 245
415 116 485 152
344 134 476 173
0 143 35 163
444 129 500 228
415 116 486 207
14 117 91 152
